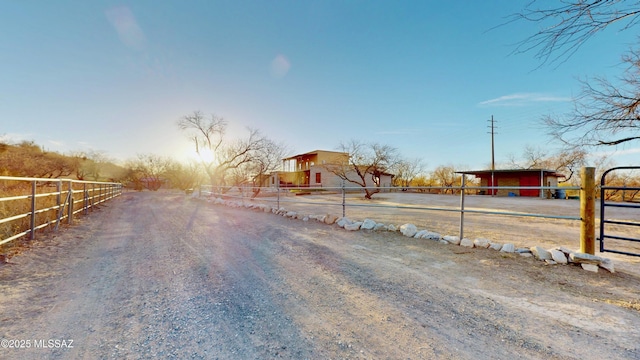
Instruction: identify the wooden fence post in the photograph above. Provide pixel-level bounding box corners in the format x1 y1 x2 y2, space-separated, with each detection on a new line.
580 167 596 255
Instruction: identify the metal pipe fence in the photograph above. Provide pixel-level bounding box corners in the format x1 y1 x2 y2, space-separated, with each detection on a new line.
0 176 123 246
199 179 583 242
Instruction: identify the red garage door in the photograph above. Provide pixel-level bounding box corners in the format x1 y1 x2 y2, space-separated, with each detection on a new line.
519 175 539 197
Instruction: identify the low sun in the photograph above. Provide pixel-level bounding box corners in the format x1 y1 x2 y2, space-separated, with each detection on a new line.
193 148 215 163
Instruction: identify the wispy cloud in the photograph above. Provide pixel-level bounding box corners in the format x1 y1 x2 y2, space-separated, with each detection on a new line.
47 140 65 148
479 93 571 107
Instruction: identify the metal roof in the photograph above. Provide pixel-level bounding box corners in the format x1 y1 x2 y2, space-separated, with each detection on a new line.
456 169 566 178
282 150 348 161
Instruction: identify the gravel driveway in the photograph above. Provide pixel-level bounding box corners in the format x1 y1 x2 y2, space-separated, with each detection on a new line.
1 191 639 359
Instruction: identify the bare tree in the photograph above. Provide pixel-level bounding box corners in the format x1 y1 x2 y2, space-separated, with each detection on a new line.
243 138 287 197
545 50 640 147
68 150 111 181
506 145 588 182
178 111 285 189
126 154 170 191
510 2 640 148
510 1 640 66
325 140 399 199
431 165 459 194
393 157 426 189
85 150 111 181
163 159 205 191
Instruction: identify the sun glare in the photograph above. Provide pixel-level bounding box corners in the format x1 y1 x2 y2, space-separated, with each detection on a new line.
195 148 215 163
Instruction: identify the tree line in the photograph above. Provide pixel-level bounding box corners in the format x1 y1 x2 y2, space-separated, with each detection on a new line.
1 114 638 202
4 3 640 199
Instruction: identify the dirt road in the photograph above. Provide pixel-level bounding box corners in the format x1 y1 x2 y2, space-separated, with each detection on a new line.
1 191 639 359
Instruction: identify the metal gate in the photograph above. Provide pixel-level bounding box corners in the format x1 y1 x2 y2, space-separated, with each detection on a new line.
599 166 640 257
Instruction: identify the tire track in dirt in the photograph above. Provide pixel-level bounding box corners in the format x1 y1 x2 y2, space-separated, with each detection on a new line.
1 191 639 359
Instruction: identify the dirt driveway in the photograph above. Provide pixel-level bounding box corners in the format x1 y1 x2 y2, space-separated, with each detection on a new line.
1 191 639 359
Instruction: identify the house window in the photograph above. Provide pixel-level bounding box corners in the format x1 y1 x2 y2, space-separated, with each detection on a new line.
315 172 321 184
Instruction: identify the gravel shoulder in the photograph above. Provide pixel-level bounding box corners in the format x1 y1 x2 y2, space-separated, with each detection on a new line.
1 191 639 359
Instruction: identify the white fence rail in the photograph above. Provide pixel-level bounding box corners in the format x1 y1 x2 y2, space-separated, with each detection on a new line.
0 176 122 246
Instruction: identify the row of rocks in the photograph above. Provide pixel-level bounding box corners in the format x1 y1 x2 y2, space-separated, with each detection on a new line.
204 197 614 273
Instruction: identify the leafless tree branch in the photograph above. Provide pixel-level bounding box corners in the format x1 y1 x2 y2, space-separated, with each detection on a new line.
508 0 640 66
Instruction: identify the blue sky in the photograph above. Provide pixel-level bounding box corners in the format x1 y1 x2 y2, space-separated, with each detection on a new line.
2 1 639 171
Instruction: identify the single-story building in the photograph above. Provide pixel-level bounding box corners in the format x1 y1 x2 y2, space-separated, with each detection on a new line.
268 149 394 189
456 169 565 197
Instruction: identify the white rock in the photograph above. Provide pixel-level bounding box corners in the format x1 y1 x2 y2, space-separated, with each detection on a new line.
570 252 604 265
581 263 599 273
500 243 515 253
530 246 552 261
373 223 387 231
414 230 429 238
387 224 397 232
285 211 297 218
442 235 461 245
303 216 309 222
519 253 533 258
344 222 363 231
421 232 441 240
599 258 615 273
550 250 568 264
557 247 575 258
399 224 418 237
474 238 490 248
545 259 557 265
489 243 503 251
361 219 377 230
439 240 450 245
336 217 351 228
460 238 474 248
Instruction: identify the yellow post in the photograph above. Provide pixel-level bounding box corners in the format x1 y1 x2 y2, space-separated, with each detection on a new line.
580 167 596 254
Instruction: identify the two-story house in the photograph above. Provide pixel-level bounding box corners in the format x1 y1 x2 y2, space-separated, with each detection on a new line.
268 149 393 189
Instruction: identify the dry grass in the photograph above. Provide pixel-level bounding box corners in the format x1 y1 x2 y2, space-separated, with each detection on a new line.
601 299 640 312
0 179 116 256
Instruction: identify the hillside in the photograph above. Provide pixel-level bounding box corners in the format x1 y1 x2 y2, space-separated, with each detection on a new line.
0 141 127 181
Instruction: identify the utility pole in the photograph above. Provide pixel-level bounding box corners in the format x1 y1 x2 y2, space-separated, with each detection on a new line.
488 115 497 195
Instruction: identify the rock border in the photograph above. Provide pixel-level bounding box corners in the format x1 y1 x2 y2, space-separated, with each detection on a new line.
202 197 615 274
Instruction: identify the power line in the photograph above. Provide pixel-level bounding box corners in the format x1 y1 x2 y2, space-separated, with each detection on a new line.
488 115 497 196
488 115 498 171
